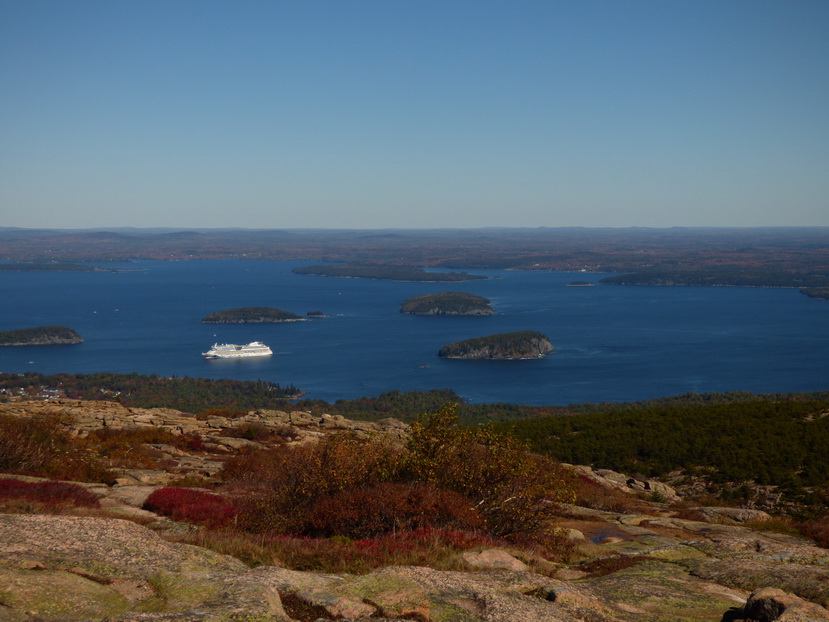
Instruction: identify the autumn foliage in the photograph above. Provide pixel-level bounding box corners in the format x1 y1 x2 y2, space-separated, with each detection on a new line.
143 487 238 528
0 478 100 510
219 404 574 554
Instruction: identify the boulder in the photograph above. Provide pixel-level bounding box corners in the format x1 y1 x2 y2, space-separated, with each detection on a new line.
735 587 829 621
462 548 530 572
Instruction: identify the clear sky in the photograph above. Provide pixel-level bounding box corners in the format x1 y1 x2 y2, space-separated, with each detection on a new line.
1 1 828 229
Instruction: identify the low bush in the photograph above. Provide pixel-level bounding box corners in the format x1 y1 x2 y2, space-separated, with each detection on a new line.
570 473 648 513
262 527 500 573
404 404 575 550
87 426 204 452
799 517 829 548
143 487 238 528
221 404 576 558
82 427 205 470
223 434 403 533
304 481 483 539
221 422 274 441
0 414 113 482
0 478 100 509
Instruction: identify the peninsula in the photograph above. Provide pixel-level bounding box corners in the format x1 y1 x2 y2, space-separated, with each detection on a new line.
0 326 83 346
439 331 553 360
292 264 486 282
400 292 495 316
801 287 829 300
201 307 305 323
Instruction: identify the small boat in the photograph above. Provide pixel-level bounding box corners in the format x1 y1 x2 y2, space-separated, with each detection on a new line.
202 341 272 359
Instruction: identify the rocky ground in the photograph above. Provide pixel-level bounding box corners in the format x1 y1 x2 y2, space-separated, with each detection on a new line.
1 400 828 622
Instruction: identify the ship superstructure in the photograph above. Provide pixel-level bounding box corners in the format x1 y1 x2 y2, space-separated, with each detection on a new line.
202 341 272 359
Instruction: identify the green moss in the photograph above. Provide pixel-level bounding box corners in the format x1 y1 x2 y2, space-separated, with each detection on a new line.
135 571 221 612
340 572 423 601
645 545 709 561
586 561 740 621
0 568 131 619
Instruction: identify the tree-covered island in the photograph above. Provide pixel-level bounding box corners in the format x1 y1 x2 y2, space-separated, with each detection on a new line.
439 331 553 360
0 326 83 346
201 307 305 323
801 287 829 300
292 264 486 282
400 292 495 316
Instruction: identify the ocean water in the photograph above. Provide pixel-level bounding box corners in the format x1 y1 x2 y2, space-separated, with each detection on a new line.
1 260 828 406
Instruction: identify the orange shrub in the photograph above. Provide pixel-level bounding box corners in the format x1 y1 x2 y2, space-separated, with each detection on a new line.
222 434 403 533
568 473 645 513
405 404 575 547
0 414 113 482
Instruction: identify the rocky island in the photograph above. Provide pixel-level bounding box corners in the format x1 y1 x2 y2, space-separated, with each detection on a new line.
400 292 495 316
439 331 553 360
201 307 305 323
0 326 83 346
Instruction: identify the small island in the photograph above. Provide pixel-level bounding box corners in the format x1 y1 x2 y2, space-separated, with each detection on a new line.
438 331 553 360
306 310 327 318
293 264 486 282
400 292 495 316
201 307 305 323
0 326 83 346
801 287 829 300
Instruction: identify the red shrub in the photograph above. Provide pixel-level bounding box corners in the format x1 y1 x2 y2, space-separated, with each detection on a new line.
260 527 500 573
0 478 100 509
800 517 829 548
143 487 238 528
304 481 483 539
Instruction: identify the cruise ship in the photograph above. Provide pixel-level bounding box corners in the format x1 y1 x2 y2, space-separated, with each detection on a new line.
202 341 272 359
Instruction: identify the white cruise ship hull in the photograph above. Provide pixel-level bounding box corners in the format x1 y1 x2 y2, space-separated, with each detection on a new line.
202 341 272 359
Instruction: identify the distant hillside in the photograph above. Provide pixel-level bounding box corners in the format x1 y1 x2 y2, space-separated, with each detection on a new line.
293 264 486 282
0 263 97 272
495 399 829 514
601 268 829 288
3 227 829 283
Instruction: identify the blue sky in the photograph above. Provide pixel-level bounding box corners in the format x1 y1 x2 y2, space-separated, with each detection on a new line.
1 1 827 229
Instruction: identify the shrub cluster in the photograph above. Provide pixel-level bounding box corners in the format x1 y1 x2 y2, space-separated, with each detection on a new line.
143 487 238 528
403 404 575 549
84 427 204 470
304 481 483 539
0 413 113 482
219 404 574 555
0 478 100 510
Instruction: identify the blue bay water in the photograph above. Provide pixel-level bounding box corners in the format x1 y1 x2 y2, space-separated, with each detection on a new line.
1 260 828 405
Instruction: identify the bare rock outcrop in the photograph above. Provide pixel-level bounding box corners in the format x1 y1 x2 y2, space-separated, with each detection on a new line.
4 511 829 621
569 464 681 502
3 401 829 621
